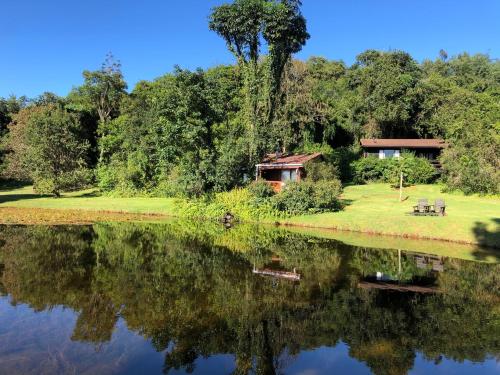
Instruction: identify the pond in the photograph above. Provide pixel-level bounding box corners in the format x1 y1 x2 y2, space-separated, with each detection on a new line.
0 221 498 374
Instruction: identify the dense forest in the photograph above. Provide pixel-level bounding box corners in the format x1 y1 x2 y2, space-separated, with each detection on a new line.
0 0 499 199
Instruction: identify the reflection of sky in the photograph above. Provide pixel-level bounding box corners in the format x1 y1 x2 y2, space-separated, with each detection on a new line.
409 353 500 375
284 344 371 375
0 297 498 374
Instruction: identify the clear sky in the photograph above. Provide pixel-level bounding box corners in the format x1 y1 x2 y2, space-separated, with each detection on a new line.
1 0 499 98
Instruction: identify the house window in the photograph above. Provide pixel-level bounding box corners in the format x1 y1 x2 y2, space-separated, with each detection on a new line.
379 150 400 159
281 169 298 182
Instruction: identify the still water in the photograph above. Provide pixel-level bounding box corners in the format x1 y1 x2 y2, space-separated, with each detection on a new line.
0 222 498 375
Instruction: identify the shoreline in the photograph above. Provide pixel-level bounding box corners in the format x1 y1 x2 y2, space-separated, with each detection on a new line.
1 205 497 250
1 184 498 252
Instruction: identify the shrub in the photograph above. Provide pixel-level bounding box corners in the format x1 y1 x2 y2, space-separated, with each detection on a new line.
175 188 282 221
248 181 276 203
440 126 499 195
352 153 436 185
312 179 343 210
304 161 339 182
272 179 343 215
351 157 385 182
272 182 316 215
330 147 359 182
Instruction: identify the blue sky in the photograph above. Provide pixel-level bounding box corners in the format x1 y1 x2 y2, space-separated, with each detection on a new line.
1 0 499 98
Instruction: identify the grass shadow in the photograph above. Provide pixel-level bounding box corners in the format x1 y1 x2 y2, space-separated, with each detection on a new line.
60 190 101 199
0 180 30 192
339 199 354 208
0 193 49 204
471 218 500 261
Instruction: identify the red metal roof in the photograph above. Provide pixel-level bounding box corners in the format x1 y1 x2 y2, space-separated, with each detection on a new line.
260 152 322 165
360 139 447 149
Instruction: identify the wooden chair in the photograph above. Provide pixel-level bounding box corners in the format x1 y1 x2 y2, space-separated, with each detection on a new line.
413 198 429 215
434 199 446 216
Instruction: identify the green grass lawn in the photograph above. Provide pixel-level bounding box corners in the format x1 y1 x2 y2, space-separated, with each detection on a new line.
285 184 499 248
0 186 177 215
1 184 499 248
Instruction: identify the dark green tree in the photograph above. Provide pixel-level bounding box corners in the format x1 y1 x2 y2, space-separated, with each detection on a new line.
22 104 92 196
209 0 309 160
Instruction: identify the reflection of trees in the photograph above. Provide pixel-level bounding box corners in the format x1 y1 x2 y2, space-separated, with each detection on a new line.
0 223 498 375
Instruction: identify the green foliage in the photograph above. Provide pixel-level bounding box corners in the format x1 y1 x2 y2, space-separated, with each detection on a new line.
96 68 217 197
272 181 314 214
248 180 276 200
22 105 92 196
352 154 436 185
304 160 338 182
441 124 500 195
69 54 127 125
209 0 309 161
354 50 421 137
273 180 342 215
0 95 27 175
175 187 281 221
312 179 343 210
3 44 499 197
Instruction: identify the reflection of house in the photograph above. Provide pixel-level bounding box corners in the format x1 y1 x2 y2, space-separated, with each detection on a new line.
358 250 444 294
360 139 447 168
255 152 322 192
252 255 301 281
253 268 301 281
358 281 440 294
415 255 444 272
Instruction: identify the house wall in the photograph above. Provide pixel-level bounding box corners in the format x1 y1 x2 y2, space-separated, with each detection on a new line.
363 147 442 160
261 168 303 182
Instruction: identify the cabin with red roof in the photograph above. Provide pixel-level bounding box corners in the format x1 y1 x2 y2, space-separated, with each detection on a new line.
255 152 322 192
360 139 447 168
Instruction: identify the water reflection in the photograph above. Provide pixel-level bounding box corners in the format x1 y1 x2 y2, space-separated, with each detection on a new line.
0 222 498 375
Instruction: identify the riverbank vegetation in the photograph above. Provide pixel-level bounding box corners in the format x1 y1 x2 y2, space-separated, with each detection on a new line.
1 184 498 248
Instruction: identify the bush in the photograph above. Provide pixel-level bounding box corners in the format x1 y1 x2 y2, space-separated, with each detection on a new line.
272 182 315 215
175 177 343 221
312 179 343 210
330 147 359 182
272 179 343 215
248 181 276 203
304 161 339 182
175 188 281 221
352 153 436 185
352 157 385 182
440 126 499 195
441 140 499 195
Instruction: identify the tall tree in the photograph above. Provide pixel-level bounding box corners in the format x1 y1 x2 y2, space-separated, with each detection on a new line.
70 54 127 162
22 105 91 196
0 95 27 175
209 0 309 159
353 50 421 138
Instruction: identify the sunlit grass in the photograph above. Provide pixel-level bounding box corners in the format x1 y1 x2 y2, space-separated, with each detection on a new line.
284 184 499 248
0 184 498 248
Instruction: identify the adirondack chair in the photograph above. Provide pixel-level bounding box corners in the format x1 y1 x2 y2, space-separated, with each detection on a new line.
434 199 446 216
413 198 429 214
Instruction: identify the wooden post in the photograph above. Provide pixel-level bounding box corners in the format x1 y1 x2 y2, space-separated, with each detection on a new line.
399 171 403 202
398 249 402 280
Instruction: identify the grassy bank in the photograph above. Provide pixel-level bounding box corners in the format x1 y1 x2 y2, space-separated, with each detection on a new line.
284 184 499 248
1 184 499 248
